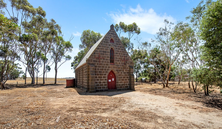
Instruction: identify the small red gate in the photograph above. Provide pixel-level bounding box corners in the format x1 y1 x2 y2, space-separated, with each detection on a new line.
66 79 75 87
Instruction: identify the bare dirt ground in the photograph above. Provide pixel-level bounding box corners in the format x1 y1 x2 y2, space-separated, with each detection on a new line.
0 81 222 128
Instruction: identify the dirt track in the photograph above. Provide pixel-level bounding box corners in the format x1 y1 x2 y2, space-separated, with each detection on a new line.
0 84 222 128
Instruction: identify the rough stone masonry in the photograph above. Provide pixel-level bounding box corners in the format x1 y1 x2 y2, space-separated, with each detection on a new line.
75 25 134 92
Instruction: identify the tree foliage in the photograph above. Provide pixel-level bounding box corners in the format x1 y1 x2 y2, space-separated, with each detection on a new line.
115 22 141 55
41 19 60 84
80 30 102 50
19 13 47 84
131 49 147 82
52 36 72 84
192 67 218 96
186 0 212 28
148 46 169 86
0 14 20 89
172 22 201 92
197 0 222 90
114 22 140 41
0 0 71 85
200 0 222 70
154 19 182 88
120 36 133 53
72 30 102 70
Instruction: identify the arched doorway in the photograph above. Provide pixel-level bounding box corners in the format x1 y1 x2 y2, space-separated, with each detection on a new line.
107 71 116 89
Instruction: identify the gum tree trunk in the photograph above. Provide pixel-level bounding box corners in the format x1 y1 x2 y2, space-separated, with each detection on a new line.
31 69 35 84
166 65 172 87
25 67 27 84
43 61 46 85
178 76 181 85
54 62 57 84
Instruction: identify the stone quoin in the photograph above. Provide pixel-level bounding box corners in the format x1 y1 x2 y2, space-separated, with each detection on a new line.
75 24 134 92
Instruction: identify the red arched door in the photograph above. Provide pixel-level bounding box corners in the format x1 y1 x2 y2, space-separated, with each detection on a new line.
107 71 116 89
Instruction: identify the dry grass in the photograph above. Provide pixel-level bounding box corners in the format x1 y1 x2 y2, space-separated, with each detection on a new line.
0 86 142 128
0 81 222 128
7 77 66 85
136 81 222 110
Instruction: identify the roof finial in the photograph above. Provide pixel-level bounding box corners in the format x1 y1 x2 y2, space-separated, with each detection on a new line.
110 24 114 30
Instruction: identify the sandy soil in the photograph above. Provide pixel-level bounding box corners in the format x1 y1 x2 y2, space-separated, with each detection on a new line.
0 82 222 128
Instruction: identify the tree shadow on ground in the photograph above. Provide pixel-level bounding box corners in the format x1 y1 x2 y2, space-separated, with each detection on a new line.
204 95 222 110
72 87 133 97
135 82 176 86
137 84 222 110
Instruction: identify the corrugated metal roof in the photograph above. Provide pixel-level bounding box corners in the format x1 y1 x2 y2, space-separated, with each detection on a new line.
75 34 106 70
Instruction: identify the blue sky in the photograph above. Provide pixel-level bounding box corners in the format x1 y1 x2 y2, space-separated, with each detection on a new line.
15 0 201 78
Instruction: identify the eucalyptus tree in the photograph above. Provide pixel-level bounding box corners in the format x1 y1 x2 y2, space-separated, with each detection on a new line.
114 22 140 41
41 19 60 85
174 58 189 85
126 22 141 42
120 36 133 53
186 0 212 29
199 0 222 91
148 47 169 87
8 64 23 79
131 49 143 82
114 22 127 37
72 50 86 69
155 19 182 88
172 22 201 92
52 36 73 84
192 67 216 96
79 30 102 50
114 22 140 55
19 11 47 84
35 57 42 84
45 65 51 81
1 0 47 84
0 0 35 84
200 0 222 69
0 0 37 25
0 14 20 89
186 0 222 95
72 30 102 70
114 22 133 54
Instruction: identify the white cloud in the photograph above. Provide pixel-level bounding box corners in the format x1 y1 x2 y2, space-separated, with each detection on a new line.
73 32 81 37
72 48 80 56
185 0 189 3
103 17 107 21
109 4 176 35
120 4 126 8
130 4 144 13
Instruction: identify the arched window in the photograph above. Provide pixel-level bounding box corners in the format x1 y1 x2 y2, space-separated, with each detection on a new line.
110 48 114 64
110 38 114 43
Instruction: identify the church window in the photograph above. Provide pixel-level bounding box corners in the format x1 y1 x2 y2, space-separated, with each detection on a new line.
110 48 114 64
110 38 114 43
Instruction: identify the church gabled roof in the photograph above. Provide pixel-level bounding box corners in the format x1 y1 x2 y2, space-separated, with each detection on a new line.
75 33 107 70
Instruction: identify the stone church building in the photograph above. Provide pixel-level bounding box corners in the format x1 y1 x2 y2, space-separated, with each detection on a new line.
75 25 134 92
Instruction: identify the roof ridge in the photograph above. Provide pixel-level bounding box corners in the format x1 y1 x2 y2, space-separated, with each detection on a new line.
75 32 107 70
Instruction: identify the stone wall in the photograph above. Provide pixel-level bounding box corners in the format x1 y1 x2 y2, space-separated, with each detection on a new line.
75 64 88 89
88 64 95 92
86 26 134 91
75 25 134 92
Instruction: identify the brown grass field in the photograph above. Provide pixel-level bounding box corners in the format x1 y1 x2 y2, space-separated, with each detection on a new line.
6 77 66 85
0 80 222 128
